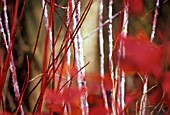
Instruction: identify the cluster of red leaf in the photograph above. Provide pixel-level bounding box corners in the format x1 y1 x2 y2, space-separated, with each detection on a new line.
117 31 170 108
119 32 163 80
86 73 113 93
124 0 144 16
43 72 114 114
44 87 84 114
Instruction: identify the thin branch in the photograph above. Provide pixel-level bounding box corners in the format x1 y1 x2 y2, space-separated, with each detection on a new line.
83 11 122 40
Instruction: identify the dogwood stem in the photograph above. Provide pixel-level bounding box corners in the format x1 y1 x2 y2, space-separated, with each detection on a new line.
72 0 89 114
108 0 116 114
2 0 24 114
117 0 129 114
98 0 109 111
64 1 73 114
139 0 160 115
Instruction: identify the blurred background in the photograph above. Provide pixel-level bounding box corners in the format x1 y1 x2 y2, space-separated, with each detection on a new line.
0 0 170 114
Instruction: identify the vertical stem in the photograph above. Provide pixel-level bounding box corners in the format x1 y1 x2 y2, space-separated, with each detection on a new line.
72 0 89 114
42 0 53 51
98 0 109 111
42 0 55 114
99 0 104 77
66 1 72 88
150 0 159 42
42 0 55 89
33 0 55 113
64 1 72 114
66 0 72 78
51 0 55 91
0 18 8 49
108 0 116 114
139 0 159 115
122 0 129 37
117 0 129 114
139 75 148 115
108 0 113 78
0 18 7 110
2 1 24 114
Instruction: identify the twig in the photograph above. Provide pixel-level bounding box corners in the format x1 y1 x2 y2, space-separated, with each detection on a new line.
83 11 122 40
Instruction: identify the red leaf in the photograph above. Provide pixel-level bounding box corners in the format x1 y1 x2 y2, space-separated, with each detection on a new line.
58 62 78 78
129 0 143 16
125 92 137 106
125 85 142 106
89 106 108 115
148 87 162 106
0 111 11 115
86 74 102 84
166 42 170 66
86 74 102 94
45 89 64 104
88 94 104 106
103 74 113 91
45 87 85 107
162 72 170 98
70 105 82 115
46 104 63 114
119 32 163 79
63 87 84 105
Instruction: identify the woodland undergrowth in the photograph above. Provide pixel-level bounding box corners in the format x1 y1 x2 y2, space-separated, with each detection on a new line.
0 0 170 115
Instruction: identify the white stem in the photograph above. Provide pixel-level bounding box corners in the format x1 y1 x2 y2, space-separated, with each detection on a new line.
2 1 24 114
64 1 72 114
108 0 116 114
0 18 8 49
122 2 129 38
140 0 160 115
72 0 89 114
117 40 126 114
139 76 148 115
150 0 160 42
66 1 72 78
99 0 104 77
117 1 129 114
108 0 113 68
42 0 53 51
99 0 109 111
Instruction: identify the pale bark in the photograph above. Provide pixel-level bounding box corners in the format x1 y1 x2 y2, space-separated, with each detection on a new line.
108 0 116 114
117 1 129 114
64 1 72 114
42 0 53 51
98 0 109 111
72 0 89 114
2 1 24 114
139 0 160 114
